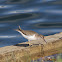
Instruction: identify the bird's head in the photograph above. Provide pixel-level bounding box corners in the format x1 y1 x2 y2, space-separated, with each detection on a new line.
14 26 22 32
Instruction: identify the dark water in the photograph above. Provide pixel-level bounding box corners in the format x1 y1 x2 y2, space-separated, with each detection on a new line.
0 0 62 47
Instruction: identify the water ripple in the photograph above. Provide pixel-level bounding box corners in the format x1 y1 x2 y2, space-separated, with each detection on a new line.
0 35 16 38
5 8 39 14
34 22 62 28
0 0 62 47
46 10 62 14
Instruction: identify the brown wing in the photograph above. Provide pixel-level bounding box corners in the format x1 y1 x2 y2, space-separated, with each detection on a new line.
21 30 39 36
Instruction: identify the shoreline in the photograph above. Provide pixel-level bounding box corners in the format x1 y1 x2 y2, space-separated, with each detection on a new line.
0 32 62 62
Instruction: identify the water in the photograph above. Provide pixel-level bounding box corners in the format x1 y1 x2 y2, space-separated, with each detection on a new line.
0 0 62 47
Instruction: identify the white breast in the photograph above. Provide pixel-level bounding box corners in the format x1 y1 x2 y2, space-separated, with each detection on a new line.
18 31 37 41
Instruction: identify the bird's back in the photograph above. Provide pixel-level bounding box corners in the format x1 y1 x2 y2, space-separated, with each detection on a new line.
21 30 39 36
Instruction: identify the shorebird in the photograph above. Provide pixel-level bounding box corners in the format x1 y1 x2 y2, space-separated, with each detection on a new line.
15 26 47 45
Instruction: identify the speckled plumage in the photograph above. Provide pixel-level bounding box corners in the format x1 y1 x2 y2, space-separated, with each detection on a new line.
15 26 47 43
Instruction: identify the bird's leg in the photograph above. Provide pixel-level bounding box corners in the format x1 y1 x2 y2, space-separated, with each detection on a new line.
43 38 47 43
29 40 30 46
28 40 30 46
42 36 47 43
39 35 47 43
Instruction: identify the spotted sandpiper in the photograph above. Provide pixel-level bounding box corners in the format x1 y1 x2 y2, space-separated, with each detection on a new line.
15 26 47 45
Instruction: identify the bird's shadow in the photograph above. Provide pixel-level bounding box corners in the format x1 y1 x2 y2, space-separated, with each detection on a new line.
14 43 41 47
14 44 29 47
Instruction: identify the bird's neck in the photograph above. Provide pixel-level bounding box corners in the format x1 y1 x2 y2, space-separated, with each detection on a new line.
18 30 26 35
18 28 22 31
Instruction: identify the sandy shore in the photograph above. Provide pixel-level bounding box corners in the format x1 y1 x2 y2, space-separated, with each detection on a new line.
0 32 62 62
